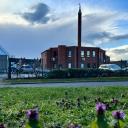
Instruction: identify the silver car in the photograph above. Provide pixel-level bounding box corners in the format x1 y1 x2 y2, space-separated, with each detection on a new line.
20 64 34 73
99 64 121 71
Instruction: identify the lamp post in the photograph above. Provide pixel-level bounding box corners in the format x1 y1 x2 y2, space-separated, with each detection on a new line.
8 58 11 79
120 59 123 69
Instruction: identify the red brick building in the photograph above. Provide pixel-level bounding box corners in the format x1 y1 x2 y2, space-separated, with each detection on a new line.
41 5 110 70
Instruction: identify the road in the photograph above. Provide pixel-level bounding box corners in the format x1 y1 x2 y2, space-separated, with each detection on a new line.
0 81 128 88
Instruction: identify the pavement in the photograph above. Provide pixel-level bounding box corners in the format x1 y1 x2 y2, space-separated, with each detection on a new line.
0 81 128 88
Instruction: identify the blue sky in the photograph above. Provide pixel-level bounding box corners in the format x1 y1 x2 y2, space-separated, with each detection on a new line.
0 0 128 60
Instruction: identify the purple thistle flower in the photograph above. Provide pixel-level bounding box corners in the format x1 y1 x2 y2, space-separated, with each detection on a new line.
112 110 125 120
111 98 118 104
67 123 81 128
96 102 106 115
0 124 5 128
26 108 39 121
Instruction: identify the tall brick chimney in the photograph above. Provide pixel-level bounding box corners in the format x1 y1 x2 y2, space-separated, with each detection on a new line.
78 4 82 47
76 4 82 68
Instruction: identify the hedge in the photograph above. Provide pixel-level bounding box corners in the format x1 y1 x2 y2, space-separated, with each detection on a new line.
47 69 128 79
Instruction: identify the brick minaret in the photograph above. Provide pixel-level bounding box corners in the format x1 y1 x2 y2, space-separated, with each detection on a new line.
78 4 82 47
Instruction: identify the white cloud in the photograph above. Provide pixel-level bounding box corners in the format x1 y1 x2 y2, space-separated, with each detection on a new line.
0 13 29 25
106 45 128 61
0 0 25 13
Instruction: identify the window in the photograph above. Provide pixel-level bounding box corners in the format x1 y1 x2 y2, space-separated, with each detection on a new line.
68 63 72 68
59 64 62 69
53 64 57 69
51 57 55 61
53 51 57 57
87 63 90 68
68 51 72 57
92 51 96 57
87 51 90 57
82 57 85 61
81 63 84 68
92 63 96 68
81 51 84 57
100 53 104 62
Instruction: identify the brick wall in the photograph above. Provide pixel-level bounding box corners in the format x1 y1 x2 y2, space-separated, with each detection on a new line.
41 45 110 70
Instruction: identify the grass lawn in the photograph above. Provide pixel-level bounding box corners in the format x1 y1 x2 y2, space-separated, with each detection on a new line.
3 76 128 84
0 87 128 127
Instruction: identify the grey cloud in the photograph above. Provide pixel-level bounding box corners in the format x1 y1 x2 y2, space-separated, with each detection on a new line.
0 21 76 58
82 13 128 44
85 31 112 41
82 13 116 44
84 31 128 45
84 14 107 25
111 34 128 40
83 13 117 27
22 3 50 24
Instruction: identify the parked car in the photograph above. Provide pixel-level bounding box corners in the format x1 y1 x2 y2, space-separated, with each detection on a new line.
35 67 43 73
122 67 128 72
20 64 34 73
99 64 121 71
11 63 17 73
11 67 17 73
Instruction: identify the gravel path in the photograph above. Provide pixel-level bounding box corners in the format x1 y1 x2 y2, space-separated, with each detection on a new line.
0 81 128 88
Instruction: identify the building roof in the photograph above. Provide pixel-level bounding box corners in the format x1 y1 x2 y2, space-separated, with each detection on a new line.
41 45 106 54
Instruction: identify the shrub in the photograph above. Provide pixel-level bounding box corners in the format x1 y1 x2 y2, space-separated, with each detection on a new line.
48 69 67 78
47 68 128 79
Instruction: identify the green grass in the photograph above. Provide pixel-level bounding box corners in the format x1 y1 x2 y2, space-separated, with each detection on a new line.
3 76 128 84
0 87 128 127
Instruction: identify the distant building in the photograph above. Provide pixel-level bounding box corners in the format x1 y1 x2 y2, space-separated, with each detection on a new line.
41 5 110 70
110 60 128 68
9 57 41 68
0 46 8 73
